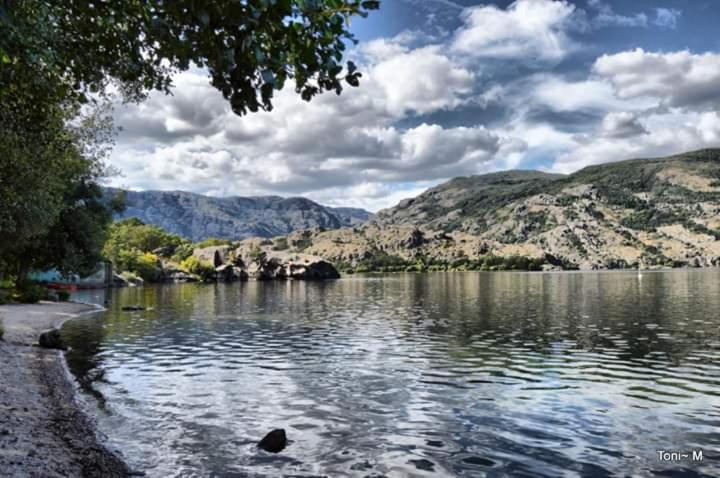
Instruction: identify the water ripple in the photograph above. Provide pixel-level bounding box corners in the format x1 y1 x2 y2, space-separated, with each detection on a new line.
64 270 720 477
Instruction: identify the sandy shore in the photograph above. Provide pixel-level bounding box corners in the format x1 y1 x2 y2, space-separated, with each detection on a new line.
0 301 132 477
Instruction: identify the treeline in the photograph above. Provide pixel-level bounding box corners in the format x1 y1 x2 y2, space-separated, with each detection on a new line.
334 251 548 273
104 219 233 282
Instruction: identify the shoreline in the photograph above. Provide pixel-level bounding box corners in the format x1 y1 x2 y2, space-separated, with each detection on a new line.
0 301 132 477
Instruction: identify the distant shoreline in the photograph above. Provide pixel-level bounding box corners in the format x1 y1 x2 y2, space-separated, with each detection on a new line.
0 301 131 477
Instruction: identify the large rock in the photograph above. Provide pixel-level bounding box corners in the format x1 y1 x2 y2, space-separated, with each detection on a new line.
258 429 287 453
243 251 340 280
193 246 232 267
247 257 286 280
287 259 340 280
38 329 64 350
112 274 129 287
216 264 249 282
171 271 199 283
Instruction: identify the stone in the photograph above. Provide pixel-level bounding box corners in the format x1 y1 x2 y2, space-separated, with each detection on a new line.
240 249 340 280
169 271 198 283
38 329 64 350
121 305 145 311
258 429 287 453
193 246 232 268
112 274 129 287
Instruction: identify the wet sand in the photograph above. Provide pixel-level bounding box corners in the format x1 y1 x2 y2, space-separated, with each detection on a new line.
0 301 131 477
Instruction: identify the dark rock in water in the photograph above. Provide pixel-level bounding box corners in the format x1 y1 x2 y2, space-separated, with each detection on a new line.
38 329 65 350
121 305 145 311
168 270 199 283
258 429 287 453
112 273 129 287
215 264 249 282
408 458 436 472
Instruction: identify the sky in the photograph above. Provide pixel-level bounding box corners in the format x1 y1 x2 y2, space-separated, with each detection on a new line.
107 0 720 212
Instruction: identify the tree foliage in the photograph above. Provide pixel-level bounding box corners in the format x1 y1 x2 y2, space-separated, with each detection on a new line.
103 218 190 271
1 0 380 114
0 75 122 277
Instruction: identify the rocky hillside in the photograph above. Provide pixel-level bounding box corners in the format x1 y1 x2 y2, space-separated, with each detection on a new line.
106 188 372 242
262 149 720 271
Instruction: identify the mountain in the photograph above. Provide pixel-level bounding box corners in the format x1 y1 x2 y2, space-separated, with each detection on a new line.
106 188 373 242
262 149 720 271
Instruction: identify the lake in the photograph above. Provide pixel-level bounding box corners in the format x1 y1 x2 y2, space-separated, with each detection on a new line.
64 271 720 477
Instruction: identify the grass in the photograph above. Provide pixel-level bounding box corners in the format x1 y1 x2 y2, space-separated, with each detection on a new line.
335 253 548 273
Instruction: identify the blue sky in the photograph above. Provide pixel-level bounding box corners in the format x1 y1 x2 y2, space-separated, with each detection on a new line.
108 0 720 211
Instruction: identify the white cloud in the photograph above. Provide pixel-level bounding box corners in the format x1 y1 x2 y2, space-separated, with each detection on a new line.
109 63 515 210
587 0 647 28
598 111 648 138
531 76 629 112
451 0 579 63
653 8 682 29
553 111 720 173
370 46 475 116
594 49 720 110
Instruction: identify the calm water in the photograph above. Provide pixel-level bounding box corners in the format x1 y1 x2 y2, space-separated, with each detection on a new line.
64 271 720 477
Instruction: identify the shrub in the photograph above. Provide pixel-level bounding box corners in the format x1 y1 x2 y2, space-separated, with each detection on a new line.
180 256 216 281
249 245 266 263
272 237 289 251
621 209 681 232
292 238 313 251
135 252 161 281
194 237 233 248
57 290 71 302
171 243 195 263
14 282 46 304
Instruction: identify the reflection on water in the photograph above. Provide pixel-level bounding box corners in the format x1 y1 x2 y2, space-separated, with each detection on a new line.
64 271 720 477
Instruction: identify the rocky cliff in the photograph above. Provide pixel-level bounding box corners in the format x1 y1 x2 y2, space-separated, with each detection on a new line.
266 149 720 271
106 188 372 242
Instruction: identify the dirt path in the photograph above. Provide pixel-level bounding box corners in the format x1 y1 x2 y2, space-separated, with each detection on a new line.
0 301 132 477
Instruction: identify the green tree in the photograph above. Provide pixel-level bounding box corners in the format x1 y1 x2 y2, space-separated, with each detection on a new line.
0 80 122 278
1 0 380 114
103 218 189 266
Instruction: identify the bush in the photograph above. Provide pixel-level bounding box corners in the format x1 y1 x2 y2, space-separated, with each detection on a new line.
135 252 161 281
292 238 313 251
171 243 195 263
14 282 47 304
194 237 233 249
180 256 216 281
249 245 266 263
272 237 289 251
57 290 71 302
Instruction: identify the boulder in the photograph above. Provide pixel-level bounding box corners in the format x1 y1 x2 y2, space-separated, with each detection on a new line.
287 260 340 280
169 271 199 283
152 245 175 257
38 329 64 350
245 252 340 280
247 257 285 280
216 264 249 282
258 429 287 453
112 274 129 287
193 246 232 267
121 305 145 311
402 228 425 248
